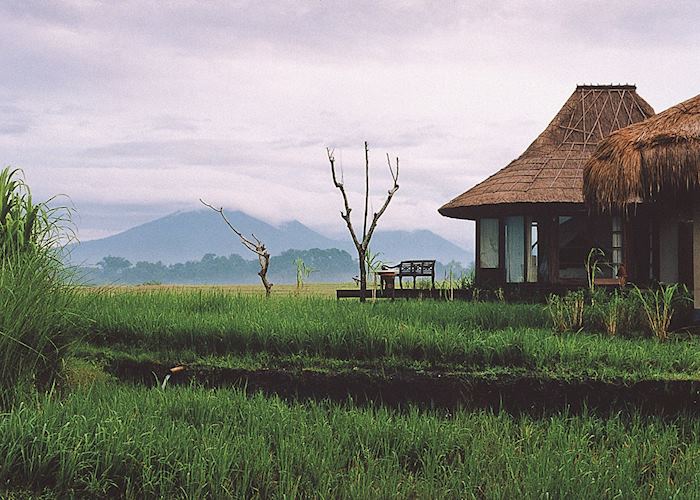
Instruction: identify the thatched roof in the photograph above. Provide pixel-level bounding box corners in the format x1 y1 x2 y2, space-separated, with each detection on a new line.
584 93 700 211
439 85 654 219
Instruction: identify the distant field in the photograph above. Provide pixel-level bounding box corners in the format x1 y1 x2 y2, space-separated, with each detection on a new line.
85 281 358 298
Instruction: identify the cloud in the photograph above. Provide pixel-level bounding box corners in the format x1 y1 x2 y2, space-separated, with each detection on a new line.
0 104 33 135
0 0 698 254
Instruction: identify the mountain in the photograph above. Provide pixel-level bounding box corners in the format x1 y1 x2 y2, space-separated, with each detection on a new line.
367 230 469 266
67 210 472 266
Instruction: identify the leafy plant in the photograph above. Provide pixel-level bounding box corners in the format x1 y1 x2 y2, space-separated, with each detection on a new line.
585 247 605 299
0 168 72 258
364 248 384 301
547 290 585 333
634 284 682 341
0 167 77 407
586 290 643 337
436 268 455 301
599 290 622 336
294 257 316 292
152 371 172 390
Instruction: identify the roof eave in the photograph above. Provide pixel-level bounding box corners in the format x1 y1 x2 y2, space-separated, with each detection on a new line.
438 201 587 220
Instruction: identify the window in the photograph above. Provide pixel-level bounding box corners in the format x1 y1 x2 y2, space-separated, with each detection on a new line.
505 216 525 283
526 218 538 283
611 216 623 276
558 216 589 280
479 218 499 269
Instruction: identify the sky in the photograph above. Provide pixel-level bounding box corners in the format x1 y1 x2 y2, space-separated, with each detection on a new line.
1 1 699 251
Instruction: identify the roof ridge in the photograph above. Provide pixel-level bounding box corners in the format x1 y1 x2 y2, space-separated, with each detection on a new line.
576 84 637 90
438 85 655 219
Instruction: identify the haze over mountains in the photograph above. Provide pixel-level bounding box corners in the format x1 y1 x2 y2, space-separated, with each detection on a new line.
68 210 472 266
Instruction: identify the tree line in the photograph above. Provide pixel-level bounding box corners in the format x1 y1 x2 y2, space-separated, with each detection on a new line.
79 248 471 286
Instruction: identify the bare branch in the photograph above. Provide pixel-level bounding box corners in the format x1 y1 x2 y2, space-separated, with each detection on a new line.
327 148 361 249
200 199 266 256
250 233 264 247
363 141 369 242
363 156 399 247
387 154 399 184
200 198 273 296
328 142 400 301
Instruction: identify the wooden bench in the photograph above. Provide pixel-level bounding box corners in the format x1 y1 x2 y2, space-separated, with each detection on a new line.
382 260 436 289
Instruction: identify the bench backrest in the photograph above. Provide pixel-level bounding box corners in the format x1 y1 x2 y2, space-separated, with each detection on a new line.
399 260 435 276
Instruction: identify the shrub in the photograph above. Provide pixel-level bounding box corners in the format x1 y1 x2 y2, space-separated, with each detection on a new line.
0 167 77 406
633 284 692 341
546 290 584 333
586 289 644 337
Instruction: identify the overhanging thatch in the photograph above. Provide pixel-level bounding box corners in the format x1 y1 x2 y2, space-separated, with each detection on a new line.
439 85 654 219
584 93 700 211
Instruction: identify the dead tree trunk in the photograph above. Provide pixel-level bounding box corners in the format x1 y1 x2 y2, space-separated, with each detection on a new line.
200 199 273 297
327 141 399 302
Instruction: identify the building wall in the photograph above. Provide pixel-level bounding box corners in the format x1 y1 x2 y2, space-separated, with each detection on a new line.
659 218 679 283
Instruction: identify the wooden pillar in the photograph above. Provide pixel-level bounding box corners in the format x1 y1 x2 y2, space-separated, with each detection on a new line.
694 201 700 320
499 217 506 284
623 216 633 281
474 219 481 285
548 216 559 284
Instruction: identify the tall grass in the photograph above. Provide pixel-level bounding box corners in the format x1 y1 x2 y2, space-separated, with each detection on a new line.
75 290 700 380
2 384 700 498
0 167 77 406
634 284 680 341
0 253 79 404
546 290 585 333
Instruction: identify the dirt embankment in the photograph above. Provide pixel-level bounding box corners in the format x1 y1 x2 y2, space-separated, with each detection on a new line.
107 359 700 416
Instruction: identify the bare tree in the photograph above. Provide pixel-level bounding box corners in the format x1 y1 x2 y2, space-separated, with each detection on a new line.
200 199 273 297
327 141 399 302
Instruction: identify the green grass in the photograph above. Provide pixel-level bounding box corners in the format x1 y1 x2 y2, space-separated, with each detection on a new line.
2 383 700 499
0 252 80 405
0 165 79 406
75 289 700 381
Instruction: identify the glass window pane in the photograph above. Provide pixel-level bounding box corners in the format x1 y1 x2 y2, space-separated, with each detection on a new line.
613 249 622 264
479 218 499 269
612 216 622 231
558 216 590 280
527 219 538 283
505 216 525 283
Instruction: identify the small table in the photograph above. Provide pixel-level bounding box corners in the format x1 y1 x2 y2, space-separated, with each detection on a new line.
377 270 398 298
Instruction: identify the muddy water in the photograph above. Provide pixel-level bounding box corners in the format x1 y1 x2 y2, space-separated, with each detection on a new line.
108 359 700 416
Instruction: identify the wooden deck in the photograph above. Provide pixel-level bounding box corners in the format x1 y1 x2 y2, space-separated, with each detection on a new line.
337 281 629 301
336 288 459 300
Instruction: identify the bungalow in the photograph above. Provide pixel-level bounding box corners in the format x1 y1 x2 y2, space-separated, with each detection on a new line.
583 93 700 319
439 85 655 290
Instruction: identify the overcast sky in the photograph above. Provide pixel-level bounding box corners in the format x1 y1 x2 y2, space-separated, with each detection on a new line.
1 1 699 250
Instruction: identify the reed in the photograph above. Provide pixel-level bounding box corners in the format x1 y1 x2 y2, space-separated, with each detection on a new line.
0 167 78 406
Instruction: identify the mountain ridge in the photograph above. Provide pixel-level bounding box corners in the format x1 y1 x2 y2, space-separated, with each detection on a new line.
68 210 473 266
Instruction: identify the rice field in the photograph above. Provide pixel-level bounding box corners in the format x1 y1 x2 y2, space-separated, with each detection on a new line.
5 284 700 498
74 288 700 381
3 384 700 499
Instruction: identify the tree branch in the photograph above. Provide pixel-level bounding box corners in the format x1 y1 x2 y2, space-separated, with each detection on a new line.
363 155 399 246
327 148 361 250
200 199 273 296
327 142 400 302
363 141 369 242
199 199 265 256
